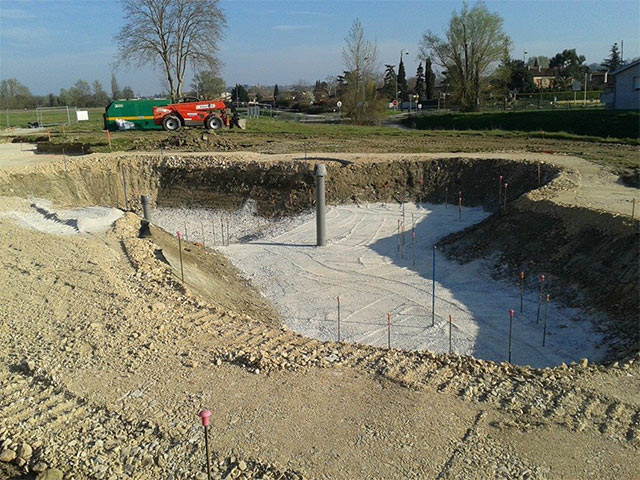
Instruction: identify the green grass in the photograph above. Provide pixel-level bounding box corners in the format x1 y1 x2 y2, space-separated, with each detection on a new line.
1 107 105 130
401 109 640 140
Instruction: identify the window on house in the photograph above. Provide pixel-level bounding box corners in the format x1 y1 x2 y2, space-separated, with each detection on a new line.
634 76 640 90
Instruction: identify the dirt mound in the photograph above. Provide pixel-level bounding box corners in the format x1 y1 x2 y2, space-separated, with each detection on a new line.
132 130 238 152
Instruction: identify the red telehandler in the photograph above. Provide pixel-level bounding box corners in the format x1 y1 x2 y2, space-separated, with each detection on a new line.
153 97 244 131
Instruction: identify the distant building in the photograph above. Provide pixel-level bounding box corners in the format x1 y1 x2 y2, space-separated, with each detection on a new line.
529 66 556 90
601 60 640 110
588 71 610 90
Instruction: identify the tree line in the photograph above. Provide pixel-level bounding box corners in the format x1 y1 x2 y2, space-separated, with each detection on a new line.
0 73 135 110
2 0 631 118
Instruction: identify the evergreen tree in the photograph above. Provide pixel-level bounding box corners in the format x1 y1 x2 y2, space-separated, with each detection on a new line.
273 84 279 100
231 84 249 103
549 49 588 90
382 64 397 101
425 58 436 100
414 63 425 101
397 57 408 102
601 43 622 71
110 73 120 100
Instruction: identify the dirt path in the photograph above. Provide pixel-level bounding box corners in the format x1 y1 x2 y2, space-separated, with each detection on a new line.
0 142 64 169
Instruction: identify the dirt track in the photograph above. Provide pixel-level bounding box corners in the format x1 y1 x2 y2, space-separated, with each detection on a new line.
0 148 638 479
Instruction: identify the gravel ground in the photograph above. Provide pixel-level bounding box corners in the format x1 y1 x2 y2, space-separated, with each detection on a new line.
153 201 604 368
0 197 123 235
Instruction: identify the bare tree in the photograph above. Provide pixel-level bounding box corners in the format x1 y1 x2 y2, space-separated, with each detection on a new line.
342 19 378 83
419 2 509 111
341 19 385 124
115 0 226 102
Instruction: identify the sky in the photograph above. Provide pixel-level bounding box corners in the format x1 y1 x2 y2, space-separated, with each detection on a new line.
1 0 639 96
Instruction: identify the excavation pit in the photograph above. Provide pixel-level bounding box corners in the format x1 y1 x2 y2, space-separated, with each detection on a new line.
153 202 605 368
0 152 636 364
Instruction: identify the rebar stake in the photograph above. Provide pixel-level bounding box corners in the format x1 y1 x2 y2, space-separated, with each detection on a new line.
519 271 525 313
542 294 550 347
387 313 391 349
503 183 509 210
177 232 184 284
432 245 436 327
498 175 503 207
536 275 545 324
121 165 128 210
508 309 515 363
449 315 453 354
198 410 212 480
337 296 341 342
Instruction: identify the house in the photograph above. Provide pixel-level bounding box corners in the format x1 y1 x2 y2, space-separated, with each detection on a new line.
588 71 610 90
528 66 556 89
601 60 640 110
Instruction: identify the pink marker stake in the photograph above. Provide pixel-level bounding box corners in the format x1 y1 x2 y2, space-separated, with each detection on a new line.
198 410 212 480
498 175 503 206
536 274 545 324
503 183 509 210
508 309 515 363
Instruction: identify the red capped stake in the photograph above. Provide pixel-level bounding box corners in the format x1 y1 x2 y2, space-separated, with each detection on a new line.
199 409 211 427
198 410 212 480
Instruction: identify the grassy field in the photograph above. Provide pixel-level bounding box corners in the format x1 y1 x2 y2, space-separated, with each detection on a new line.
401 109 640 140
2 115 638 184
2 107 105 130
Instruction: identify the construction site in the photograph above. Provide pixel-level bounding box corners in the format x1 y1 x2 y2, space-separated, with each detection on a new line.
0 133 637 480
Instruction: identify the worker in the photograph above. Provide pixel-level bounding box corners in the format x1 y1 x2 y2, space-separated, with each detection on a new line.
231 110 241 129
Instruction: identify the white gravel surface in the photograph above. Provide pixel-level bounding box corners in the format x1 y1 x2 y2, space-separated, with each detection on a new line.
153 202 605 368
2 198 123 235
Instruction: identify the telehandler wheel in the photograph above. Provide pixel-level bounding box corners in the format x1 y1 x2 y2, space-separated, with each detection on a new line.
205 115 223 130
162 115 182 131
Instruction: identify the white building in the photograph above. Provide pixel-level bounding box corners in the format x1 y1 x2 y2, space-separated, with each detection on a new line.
601 60 640 110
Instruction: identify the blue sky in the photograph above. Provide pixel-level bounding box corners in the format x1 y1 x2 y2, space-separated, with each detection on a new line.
1 0 639 96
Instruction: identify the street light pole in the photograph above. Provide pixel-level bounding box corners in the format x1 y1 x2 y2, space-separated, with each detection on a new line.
395 49 408 109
